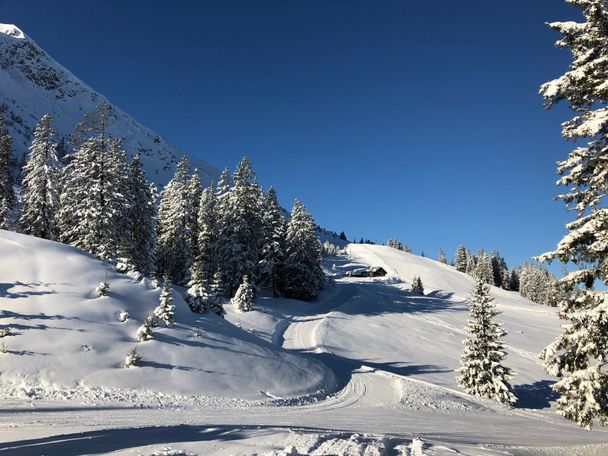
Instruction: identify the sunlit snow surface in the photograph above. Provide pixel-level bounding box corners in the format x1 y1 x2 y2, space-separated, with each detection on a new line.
1 231 607 455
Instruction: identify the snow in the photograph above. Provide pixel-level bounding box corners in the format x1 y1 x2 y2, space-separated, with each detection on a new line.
0 24 25 39
2 233 608 454
0 24 218 187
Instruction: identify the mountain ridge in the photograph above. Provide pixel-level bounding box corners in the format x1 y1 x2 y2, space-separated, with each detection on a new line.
0 23 219 187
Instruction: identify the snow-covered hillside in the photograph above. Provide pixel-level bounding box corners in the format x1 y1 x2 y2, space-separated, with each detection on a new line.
0 24 218 186
0 230 333 400
1 233 607 455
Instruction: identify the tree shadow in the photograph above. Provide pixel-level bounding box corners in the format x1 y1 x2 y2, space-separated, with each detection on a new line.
0 282 57 299
513 380 559 409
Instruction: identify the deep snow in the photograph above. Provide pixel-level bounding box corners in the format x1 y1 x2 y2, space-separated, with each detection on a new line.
1 232 608 455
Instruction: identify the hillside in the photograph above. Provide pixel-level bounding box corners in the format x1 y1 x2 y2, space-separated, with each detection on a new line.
0 24 218 186
0 229 334 400
1 233 607 455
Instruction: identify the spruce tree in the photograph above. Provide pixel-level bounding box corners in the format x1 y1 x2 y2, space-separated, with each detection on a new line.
475 250 495 285
465 249 476 276
57 137 128 263
154 280 176 325
455 245 467 272
156 157 192 283
411 276 425 295
537 0 608 428
457 279 516 405
438 248 448 264
217 157 263 296
232 275 254 312
0 116 16 230
216 167 231 199
19 114 61 239
209 268 226 317
187 168 202 259
124 156 156 274
257 187 286 297
187 185 220 312
282 200 323 301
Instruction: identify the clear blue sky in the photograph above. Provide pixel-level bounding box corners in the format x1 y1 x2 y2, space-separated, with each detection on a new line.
3 0 580 269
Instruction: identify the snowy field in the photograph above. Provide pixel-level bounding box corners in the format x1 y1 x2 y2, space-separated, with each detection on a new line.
1 230 607 455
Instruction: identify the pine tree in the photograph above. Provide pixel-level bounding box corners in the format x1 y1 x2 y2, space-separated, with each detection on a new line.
465 249 476 275
509 267 521 292
232 275 254 312
186 185 220 312
217 157 263 296
537 0 608 428
257 187 286 297
475 250 495 285
187 168 202 258
57 136 128 263
124 347 142 368
209 268 226 317
457 279 516 405
455 245 467 272
0 116 16 229
136 314 157 342
19 114 61 239
124 155 156 274
411 276 425 295
490 250 510 289
438 248 448 264
154 280 176 325
156 157 192 283
216 167 231 199
282 200 323 301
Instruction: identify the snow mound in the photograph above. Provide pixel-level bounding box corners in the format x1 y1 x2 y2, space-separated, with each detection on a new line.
0 230 334 400
0 24 25 39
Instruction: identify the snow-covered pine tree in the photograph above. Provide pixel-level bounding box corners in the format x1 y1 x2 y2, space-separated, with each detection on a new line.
439 248 448 264
411 276 425 295
257 187 286 297
537 0 608 428
136 314 157 342
282 200 323 301
216 167 231 199
455 245 467 272
0 116 16 230
187 168 202 259
57 136 127 263
19 114 61 239
217 157 263 296
186 185 219 312
154 279 175 325
124 347 142 368
509 267 521 292
490 251 510 289
475 250 495 285
156 157 192 283
124 155 156 274
465 249 476 275
231 275 254 312
457 278 516 405
209 268 226 317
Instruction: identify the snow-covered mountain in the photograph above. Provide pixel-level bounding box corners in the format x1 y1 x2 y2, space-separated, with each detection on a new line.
0 23 218 186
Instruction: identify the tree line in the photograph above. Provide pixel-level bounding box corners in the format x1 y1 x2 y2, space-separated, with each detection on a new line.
0 104 324 312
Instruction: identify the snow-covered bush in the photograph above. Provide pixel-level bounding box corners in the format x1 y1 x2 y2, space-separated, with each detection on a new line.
136 314 157 342
95 278 110 297
118 311 130 323
124 347 142 368
0 327 12 338
232 276 254 312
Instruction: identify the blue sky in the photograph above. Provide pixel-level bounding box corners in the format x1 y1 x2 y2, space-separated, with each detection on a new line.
3 0 580 269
